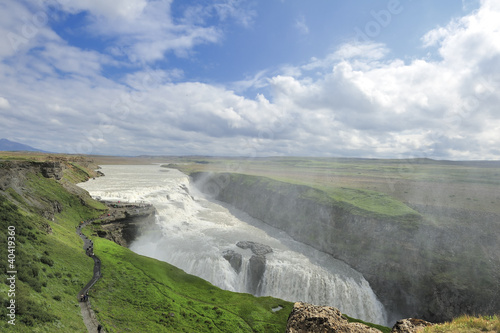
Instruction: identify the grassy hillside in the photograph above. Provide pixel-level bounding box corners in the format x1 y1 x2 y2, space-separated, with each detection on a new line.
85 236 292 332
0 156 293 332
0 162 104 331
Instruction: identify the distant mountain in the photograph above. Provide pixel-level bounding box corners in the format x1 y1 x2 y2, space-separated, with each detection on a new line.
0 138 46 152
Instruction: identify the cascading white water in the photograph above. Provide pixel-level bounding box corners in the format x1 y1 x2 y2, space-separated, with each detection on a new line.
78 164 388 325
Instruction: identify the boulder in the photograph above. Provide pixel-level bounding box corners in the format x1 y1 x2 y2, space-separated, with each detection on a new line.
286 302 380 333
391 318 434 333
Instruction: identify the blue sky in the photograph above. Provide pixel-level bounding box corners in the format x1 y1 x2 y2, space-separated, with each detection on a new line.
1 0 499 159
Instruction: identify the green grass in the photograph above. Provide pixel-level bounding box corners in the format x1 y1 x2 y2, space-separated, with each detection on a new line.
88 237 293 333
63 162 95 184
424 314 500 332
309 186 419 218
27 172 106 220
169 156 500 214
222 172 420 220
0 191 94 332
0 157 106 331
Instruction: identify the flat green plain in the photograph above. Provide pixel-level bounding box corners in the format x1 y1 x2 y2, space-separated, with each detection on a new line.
166 156 500 217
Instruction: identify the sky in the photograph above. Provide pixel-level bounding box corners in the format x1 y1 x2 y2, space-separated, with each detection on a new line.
1 0 499 160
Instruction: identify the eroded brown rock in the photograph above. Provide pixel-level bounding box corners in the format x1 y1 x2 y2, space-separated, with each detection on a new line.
286 302 380 333
391 318 434 333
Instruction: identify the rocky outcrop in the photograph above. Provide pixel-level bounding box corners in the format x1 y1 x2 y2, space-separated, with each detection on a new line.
222 240 273 295
40 162 64 180
391 318 433 333
95 201 158 247
192 172 500 323
286 302 380 333
286 302 433 333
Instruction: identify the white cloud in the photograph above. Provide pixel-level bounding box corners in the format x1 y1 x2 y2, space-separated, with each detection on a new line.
47 0 253 64
0 0 60 60
53 0 149 21
422 0 500 67
334 42 389 62
39 42 114 76
0 97 10 109
295 15 309 35
260 0 500 159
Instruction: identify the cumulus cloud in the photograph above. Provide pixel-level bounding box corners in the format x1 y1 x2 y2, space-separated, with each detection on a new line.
254 0 500 159
1 0 499 159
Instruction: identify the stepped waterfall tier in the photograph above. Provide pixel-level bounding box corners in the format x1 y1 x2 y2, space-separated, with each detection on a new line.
78 164 387 325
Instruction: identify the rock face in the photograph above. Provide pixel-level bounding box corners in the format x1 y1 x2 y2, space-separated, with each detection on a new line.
391 318 434 333
286 302 380 333
191 172 500 323
96 201 158 247
40 162 64 180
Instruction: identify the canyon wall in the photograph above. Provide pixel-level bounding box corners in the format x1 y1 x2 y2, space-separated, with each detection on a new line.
191 172 500 323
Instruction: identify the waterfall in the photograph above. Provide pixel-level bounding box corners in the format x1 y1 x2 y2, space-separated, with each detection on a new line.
78 164 388 325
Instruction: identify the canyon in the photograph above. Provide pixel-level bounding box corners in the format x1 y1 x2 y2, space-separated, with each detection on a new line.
190 171 500 324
